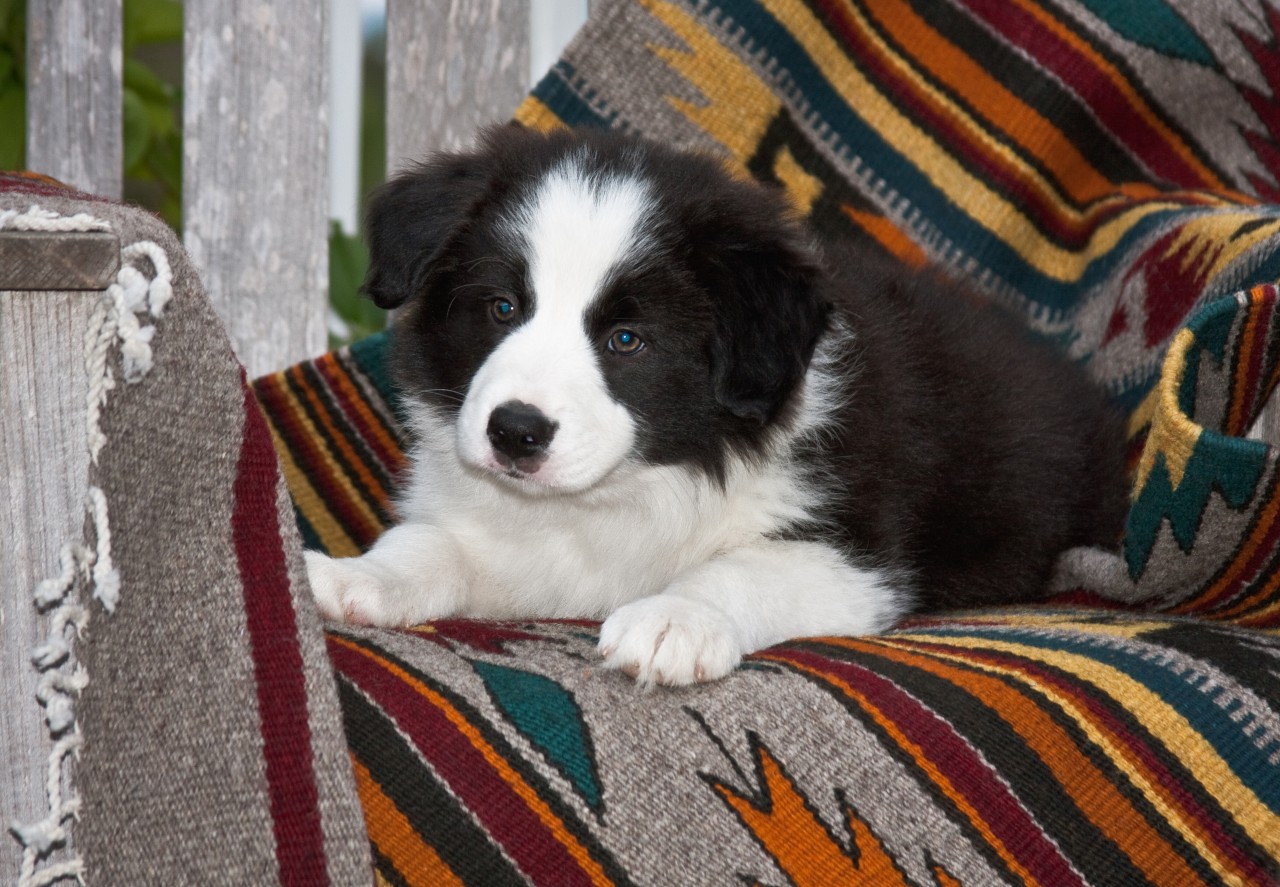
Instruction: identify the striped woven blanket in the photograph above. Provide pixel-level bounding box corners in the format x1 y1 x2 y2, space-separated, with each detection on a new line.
254 1 1280 883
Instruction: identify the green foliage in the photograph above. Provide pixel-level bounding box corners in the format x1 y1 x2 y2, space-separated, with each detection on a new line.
329 221 383 347
123 0 181 49
0 0 183 226
331 28 389 347
122 0 182 228
0 0 386 345
0 0 25 170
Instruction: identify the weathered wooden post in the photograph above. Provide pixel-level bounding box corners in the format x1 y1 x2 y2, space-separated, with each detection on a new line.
1 228 121 887
24 0 124 200
386 0 531 172
183 0 331 377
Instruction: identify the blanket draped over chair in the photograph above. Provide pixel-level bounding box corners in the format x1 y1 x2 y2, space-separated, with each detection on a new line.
9 1 1280 885
256 1 1280 883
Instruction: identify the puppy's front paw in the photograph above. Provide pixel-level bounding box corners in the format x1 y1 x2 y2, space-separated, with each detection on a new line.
598 595 742 688
305 551 412 627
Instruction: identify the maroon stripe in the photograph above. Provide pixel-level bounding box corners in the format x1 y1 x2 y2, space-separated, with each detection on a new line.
0 171 114 201
328 638 601 887
314 355 404 473
282 365 387 544
254 373 378 544
955 0 1218 189
233 375 329 885
768 645 1086 887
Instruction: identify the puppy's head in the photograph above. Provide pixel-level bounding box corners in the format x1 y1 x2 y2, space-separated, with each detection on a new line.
367 125 829 493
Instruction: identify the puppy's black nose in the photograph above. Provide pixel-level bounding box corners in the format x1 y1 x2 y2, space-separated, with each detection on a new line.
487 401 557 461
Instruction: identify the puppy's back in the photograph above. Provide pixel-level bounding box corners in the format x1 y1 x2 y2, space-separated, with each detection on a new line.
818 247 1128 609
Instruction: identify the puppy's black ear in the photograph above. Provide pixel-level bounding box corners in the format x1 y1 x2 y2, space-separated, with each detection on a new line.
361 147 495 309
705 233 829 423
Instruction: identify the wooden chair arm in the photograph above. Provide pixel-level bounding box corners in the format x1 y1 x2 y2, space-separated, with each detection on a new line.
1 227 120 880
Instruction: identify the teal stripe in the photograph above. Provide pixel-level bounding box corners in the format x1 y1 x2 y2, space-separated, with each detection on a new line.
295 504 324 554
470 660 602 810
348 331 394 399
903 624 1280 813
1074 0 1215 66
1124 435 1268 577
1246 244 1280 288
530 61 614 131
347 330 411 429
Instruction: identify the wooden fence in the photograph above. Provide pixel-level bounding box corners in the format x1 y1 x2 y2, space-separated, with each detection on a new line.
24 0 539 377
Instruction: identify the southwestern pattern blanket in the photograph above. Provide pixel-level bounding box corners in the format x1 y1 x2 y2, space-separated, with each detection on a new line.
251 0 1280 884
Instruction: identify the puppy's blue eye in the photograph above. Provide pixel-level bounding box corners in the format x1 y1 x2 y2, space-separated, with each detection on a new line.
490 297 517 324
607 329 644 355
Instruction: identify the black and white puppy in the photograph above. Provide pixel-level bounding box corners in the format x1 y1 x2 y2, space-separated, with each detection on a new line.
306 125 1127 686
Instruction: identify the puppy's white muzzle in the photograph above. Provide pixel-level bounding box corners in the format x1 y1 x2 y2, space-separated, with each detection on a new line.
455 319 636 493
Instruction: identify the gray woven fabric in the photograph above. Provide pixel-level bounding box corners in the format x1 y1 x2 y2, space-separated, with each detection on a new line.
3 187 371 886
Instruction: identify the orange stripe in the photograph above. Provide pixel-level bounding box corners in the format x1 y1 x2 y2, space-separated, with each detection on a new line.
330 636 616 887
1209 552 1280 624
841 206 928 267
320 354 405 477
1237 598 1280 629
1227 305 1262 436
288 364 391 506
712 745 911 885
819 637 1211 887
267 371 384 543
351 756 466 887
859 0 1118 207
757 651 1044 886
264 416 362 557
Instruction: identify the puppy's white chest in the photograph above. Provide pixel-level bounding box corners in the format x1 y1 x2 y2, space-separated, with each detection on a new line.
447 474 722 617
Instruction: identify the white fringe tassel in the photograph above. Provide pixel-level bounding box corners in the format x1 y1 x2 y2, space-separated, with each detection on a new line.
11 208 174 887
0 204 110 233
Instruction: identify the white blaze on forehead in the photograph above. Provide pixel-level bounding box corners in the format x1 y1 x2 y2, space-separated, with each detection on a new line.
455 157 653 493
514 156 654 320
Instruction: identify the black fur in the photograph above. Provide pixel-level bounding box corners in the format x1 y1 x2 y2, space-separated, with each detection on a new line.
366 125 1128 611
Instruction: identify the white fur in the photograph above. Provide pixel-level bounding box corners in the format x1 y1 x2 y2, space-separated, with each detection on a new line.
456 161 653 492
306 161 911 686
599 541 905 686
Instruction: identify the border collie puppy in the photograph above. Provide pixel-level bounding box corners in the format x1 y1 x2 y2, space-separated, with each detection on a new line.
306 125 1127 687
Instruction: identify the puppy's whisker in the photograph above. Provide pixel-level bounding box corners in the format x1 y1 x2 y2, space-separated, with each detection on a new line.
444 282 499 322
422 388 465 403
464 255 517 274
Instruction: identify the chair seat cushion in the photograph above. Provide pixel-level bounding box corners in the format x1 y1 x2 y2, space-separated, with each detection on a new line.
328 609 1280 884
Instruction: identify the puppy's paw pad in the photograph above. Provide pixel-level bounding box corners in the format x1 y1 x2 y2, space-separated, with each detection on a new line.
304 551 402 626
598 596 741 687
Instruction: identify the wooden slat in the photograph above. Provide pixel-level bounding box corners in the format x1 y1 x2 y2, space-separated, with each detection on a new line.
182 0 329 377
386 0 531 173
0 290 98 882
0 231 120 290
25 0 124 199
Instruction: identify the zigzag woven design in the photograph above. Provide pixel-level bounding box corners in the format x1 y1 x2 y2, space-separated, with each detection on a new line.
250 1 1280 882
